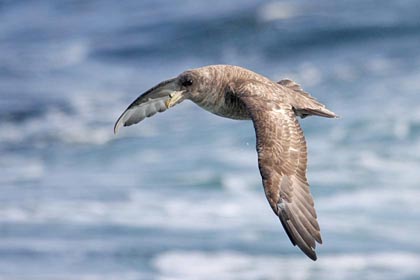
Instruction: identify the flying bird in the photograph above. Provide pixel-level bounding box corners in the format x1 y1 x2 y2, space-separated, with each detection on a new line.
114 65 337 260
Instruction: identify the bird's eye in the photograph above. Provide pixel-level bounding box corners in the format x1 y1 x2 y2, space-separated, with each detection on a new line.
181 78 193 87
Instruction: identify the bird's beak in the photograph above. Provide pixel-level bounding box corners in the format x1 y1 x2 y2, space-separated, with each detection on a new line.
165 91 184 108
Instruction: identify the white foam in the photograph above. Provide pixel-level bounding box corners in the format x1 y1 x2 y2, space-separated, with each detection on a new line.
221 171 260 192
212 146 257 169
279 63 323 87
0 271 144 280
0 188 271 231
258 2 298 21
0 90 147 146
153 251 420 280
48 40 89 68
365 57 395 75
318 188 420 213
0 156 45 184
334 64 359 81
317 187 420 239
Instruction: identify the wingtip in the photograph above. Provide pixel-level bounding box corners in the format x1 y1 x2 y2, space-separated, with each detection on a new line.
114 110 128 135
297 242 317 261
113 118 123 135
324 109 339 119
283 217 320 261
299 243 318 261
293 241 317 261
325 111 339 119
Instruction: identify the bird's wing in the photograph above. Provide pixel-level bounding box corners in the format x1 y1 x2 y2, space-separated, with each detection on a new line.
237 82 322 260
114 79 177 134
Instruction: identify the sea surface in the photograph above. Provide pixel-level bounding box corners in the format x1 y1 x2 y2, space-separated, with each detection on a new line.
1 0 420 279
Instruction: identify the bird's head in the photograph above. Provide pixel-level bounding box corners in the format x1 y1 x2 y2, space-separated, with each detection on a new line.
165 68 217 108
114 66 227 134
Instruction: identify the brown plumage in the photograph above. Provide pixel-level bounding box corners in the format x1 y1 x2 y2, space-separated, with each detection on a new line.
114 65 337 260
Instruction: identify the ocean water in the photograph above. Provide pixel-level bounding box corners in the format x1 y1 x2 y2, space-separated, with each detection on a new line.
1 0 420 279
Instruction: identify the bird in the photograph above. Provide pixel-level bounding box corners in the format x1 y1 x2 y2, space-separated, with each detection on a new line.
114 65 337 260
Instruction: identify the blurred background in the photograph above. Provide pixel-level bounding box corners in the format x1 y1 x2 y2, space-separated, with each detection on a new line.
1 0 420 279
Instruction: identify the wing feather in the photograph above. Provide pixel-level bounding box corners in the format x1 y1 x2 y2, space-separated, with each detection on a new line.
114 78 178 134
237 82 322 261
114 97 169 134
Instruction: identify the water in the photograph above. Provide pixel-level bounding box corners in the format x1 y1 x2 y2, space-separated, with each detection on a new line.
1 0 420 279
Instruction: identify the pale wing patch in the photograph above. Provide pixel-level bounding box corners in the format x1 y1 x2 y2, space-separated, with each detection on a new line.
114 96 169 134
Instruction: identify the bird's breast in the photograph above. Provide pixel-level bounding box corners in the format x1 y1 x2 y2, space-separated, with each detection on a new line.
193 90 251 120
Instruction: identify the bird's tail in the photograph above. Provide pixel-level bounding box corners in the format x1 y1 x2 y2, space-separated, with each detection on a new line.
277 79 338 119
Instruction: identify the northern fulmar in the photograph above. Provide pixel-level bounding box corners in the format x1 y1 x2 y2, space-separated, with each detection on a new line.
114 65 337 260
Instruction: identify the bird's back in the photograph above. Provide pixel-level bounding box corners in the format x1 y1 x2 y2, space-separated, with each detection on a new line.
202 65 337 120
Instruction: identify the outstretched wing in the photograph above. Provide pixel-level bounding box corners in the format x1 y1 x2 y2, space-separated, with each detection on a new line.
237 82 322 260
114 78 178 134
